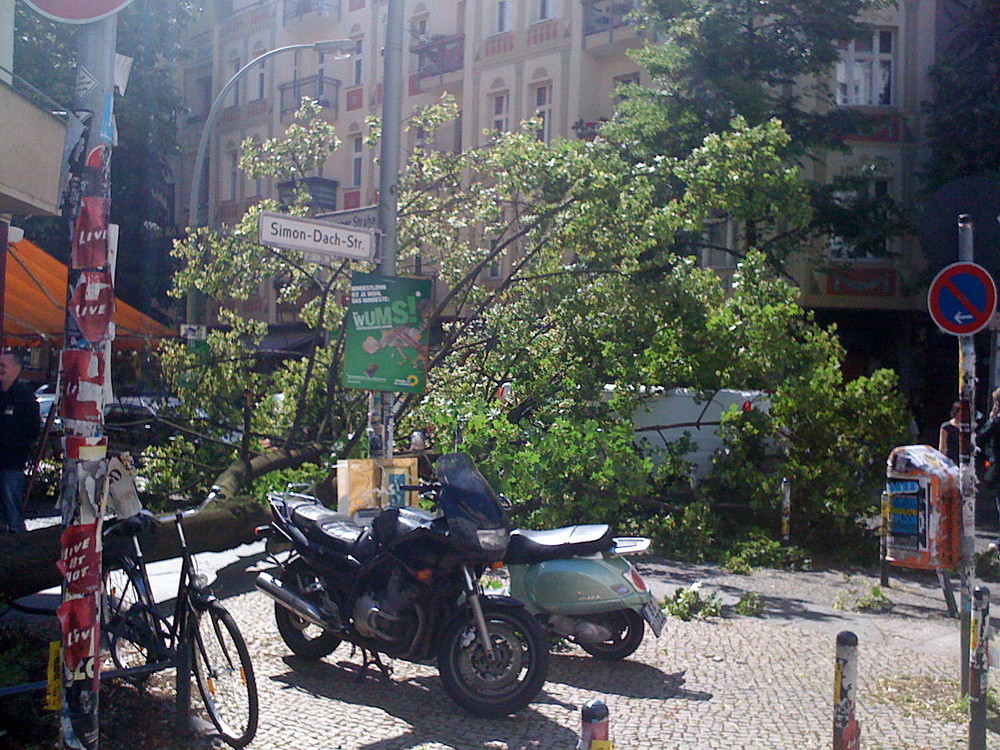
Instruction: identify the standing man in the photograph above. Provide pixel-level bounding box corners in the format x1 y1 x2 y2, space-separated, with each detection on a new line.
0 351 41 532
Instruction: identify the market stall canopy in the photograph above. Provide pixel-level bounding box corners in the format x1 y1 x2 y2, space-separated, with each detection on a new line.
5 239 174 349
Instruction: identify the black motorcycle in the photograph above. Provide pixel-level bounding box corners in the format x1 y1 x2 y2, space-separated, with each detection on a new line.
255 453 549 717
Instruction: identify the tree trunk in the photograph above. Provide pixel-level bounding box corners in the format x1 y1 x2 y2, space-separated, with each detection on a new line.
1 444 327 601
0 496 268 602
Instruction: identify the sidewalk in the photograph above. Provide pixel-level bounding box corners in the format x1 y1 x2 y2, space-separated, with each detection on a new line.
217 551 977 750
1 543 988 749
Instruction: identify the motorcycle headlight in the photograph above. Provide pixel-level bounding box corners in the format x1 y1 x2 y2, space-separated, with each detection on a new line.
476 528 509 551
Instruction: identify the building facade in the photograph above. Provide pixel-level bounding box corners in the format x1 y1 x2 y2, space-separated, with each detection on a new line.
175 0 951 435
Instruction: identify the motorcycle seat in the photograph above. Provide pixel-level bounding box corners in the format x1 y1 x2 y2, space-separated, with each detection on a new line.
290 503 365 555
505 524 614 564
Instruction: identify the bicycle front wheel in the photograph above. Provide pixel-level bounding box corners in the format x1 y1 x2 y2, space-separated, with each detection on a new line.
192 603 258 748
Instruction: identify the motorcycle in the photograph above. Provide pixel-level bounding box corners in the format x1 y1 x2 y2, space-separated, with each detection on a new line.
254 453 549 718
505 525 665 660
373 477 664 660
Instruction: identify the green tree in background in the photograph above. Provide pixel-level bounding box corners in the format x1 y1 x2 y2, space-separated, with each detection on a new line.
924 0 1000 190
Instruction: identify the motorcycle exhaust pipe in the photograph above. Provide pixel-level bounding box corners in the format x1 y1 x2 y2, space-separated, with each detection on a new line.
255 572 341 631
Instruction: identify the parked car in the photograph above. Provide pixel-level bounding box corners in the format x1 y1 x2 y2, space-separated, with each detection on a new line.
34 387 174 453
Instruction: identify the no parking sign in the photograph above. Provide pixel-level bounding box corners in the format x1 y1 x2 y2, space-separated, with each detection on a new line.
927 262 997 336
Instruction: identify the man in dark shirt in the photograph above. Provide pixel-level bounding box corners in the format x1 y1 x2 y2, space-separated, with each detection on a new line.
0 352 40 532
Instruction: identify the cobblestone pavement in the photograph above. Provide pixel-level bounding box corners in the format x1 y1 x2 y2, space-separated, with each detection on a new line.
210 554 983 750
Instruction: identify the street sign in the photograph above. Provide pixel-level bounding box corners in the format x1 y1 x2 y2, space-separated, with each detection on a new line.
928 262 997 336
24 0 135 23
258 210 376 264
318 205 379 232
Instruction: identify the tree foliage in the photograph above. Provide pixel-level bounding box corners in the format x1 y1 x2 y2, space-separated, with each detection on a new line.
924 0 1000 190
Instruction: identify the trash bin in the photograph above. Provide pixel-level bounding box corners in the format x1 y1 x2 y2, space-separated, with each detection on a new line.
885 445 960 570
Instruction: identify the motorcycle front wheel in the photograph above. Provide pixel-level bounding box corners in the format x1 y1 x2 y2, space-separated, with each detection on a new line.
274 563 342 660
578 608 645 660
437 604 549 718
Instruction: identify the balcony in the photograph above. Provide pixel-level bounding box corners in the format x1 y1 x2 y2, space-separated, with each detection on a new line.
582 0 641 55
276 176 340 213
278 75 341 118
283 0 339 23
412 35 464 80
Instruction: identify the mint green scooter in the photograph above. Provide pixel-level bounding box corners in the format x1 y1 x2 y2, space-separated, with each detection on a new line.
504 525 665 659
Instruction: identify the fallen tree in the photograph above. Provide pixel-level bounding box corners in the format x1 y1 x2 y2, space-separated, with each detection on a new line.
0 495 268 602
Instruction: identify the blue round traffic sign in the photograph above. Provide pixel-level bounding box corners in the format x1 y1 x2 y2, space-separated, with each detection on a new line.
927 262 997 335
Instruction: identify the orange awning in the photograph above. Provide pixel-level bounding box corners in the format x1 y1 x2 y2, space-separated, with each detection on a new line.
5 239 175 349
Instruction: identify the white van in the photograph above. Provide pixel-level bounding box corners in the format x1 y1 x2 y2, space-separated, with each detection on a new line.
630 388 770 481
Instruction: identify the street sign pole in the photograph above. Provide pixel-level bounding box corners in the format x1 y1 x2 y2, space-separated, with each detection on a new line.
370 0 405 460
957 215 976 696
52 10 119 749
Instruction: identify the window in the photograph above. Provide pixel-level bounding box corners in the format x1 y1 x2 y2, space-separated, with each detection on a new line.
352 136 363 186
497 0 510 32
228 151 240 201
836 29 895 107
828 179 893 258
533 83 552 143
486 239 503 280
256 61 266 101
353 39 363 86
229 59 241 107
196 76 212 116
492 92 509 133
198 158 210 208
702 218 735 269
538 0 553 21
613 72 640 101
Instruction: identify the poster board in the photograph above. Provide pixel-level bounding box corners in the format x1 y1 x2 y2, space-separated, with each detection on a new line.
336 458 419 522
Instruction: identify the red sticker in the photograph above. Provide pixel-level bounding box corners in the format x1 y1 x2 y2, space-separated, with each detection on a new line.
64 436 107 461
68 270 115 343
57 596 98 675
56 523 101 595
60 350 104 424
72 196 109 269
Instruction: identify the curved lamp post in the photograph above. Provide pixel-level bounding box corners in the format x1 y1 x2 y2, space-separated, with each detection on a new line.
187 39 355 229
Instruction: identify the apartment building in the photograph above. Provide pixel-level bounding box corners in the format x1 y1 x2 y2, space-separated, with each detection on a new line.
176 0 950 432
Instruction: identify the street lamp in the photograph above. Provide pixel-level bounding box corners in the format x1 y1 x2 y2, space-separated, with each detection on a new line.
186 39 355 230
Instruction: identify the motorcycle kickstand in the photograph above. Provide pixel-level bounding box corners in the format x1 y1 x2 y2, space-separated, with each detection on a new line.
349 644 393 682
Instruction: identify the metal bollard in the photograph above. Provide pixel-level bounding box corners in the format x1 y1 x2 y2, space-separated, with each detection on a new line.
833 631 860 750
969 586 990 750
577 699 613 750
781 477 791 544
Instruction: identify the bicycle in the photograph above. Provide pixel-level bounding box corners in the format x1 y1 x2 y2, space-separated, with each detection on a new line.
101 509 259 748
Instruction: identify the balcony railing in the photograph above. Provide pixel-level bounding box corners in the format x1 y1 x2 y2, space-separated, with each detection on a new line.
412 35 465 79
277 75 341 117
582 0 633 36
283 0 339 22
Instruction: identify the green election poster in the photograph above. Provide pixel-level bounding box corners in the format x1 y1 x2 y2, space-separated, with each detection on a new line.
342 272 432 393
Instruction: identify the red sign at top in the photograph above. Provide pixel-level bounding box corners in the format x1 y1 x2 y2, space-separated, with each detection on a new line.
928 262 997 336
23 0 134 23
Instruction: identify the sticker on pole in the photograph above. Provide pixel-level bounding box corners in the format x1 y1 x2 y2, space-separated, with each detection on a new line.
927 262 997 336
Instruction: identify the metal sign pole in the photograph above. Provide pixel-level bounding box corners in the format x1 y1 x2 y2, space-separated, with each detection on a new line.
957 214 976 696
52 12 119 749
368 0 404 460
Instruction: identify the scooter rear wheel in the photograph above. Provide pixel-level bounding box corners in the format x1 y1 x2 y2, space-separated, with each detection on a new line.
579 608 645 660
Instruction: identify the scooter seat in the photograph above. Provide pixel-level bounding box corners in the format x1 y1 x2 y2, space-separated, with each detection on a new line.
505 524 614 564
290 503 365 555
